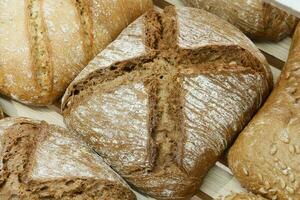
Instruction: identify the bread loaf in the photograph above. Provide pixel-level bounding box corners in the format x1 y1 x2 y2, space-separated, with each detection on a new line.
62 6 272 199
0 0 152 106
182 0 298 41
215 193 267 200
228 23 300 200
0 117 136 199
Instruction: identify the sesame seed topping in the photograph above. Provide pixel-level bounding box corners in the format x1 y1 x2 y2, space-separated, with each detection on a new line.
289 173 295 183
286 186 295 194
265 181 270 189
295 145 300 154
280 129 290 144
259 187 268 194
289 145 295 154
279 178 286 189
243 167 249 176
272 195 278 200
270 144 277 155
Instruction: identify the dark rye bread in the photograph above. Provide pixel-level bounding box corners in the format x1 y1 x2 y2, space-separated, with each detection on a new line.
182 0 298 41
0 117 135 199
62 7 273 199
215 193 267 200
0 0 152 106
228 23 300 200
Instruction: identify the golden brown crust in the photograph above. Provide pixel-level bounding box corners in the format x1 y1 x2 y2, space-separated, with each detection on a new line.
62 7 273 199
182 0 298 41
215 193 267 200
0 117 136 199
0 0 153 106
229 23 300 200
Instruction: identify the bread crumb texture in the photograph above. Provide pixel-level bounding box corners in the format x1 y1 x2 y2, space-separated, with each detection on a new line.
62 6 273 200
0 117 136 199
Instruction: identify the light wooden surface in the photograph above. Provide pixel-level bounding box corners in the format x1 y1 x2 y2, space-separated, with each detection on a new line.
0 0 290 199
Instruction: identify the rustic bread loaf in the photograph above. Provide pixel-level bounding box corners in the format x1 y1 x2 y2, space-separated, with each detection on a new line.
182 0 298 41
215 193 267 200
0 0 152 106
62 6 273 200
228 23 300 200
0 117 135 199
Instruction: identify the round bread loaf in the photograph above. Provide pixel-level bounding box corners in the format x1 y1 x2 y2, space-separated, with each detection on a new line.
215 193 267 200
0 117 135 199
62 6 273 200
228 23 300 200
0 0 152 106
182 0 298 41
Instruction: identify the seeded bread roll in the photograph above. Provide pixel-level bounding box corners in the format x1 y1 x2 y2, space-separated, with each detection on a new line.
215 193 267 200
228 23 300 200
0 0 152 106
182 0 298 41
0 117 135 199
61 6 272 200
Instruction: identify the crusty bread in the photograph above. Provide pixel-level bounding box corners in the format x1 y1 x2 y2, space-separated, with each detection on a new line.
215 193 267 200
228 23 300 200
0 0 152 106
182 0 298 41
0 117 136 199
62 6 272 199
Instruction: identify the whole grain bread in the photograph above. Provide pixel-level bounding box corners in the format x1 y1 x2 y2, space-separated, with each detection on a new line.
228 23 300 200
182 0 298 41
0 117 136 199
215 193 267 200
0 0 152 106
62 6 273 199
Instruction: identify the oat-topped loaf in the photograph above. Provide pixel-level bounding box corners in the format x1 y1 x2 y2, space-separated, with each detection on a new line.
0 0 152 106
0 117 135 199
62 6 273 199
182 0 298 41
228 23 300 200
215 193 267 200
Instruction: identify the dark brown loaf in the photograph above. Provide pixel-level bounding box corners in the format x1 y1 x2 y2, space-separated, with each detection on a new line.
62 6 273 200
228 23 300 200
0 117 136 199
182 0 298 41
0 0 152 106
215 193 267 200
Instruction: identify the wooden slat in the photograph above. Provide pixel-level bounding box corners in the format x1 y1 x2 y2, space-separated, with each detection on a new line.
0 96 65 128
261 51 285 70
256 38 291 62
153 0 172 7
